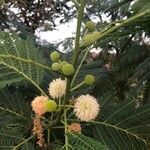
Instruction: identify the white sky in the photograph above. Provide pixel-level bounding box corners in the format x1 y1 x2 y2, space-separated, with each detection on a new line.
9 1 110 52
35 18 77 43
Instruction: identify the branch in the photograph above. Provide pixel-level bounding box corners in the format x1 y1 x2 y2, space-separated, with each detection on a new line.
72 0 86 67
105 0 134 12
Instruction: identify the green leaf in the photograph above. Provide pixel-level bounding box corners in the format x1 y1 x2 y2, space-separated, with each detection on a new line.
139 2 150 13
91 96 150 150
0 65 23 88
0 32 51 95
68 133 108 150
131 0 150 13
0 88 33 150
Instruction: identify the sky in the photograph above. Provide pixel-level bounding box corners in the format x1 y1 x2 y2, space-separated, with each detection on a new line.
35 18 77 51
8 1 76 51
35 1 77 51
9 1 107 52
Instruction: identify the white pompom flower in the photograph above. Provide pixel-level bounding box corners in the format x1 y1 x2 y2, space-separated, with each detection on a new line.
74 94 100 122
48 78 66 99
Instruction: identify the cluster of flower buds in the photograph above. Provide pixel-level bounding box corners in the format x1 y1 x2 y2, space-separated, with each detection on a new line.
83 21 101 46
31 49 100 119
50 51 95 85
31 49 100 146
50 51 75 76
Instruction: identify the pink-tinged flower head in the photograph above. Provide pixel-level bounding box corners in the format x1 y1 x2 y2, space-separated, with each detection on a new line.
68 123 82 133
74 94 100 122
48 78 66 99
31 96 48 116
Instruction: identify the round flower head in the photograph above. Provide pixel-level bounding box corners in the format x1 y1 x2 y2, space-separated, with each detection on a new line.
51 62 61 71
83 34 95 45
50 51 60 62
62 63 75 76
68 123 82 133
84 74 95 85
31 96 48 116
44 100 57 112
74 94 100 122
61 61 68 67
92 31 100 40
48 78 66 99
85 21 96 31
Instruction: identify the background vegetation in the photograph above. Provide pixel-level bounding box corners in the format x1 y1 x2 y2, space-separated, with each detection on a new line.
0 0 150 149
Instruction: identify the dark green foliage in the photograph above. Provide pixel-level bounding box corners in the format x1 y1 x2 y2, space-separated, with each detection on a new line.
0 88 32 149
0 0 150 149
135 57 150 84
131 0 150 13
90 95 150 150
0 65 24 88
68 133 108 150
0 32 47 92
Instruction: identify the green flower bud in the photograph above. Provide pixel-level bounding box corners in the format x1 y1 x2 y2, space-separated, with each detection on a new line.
51 62 61 71
61 61 68 67
83 34 95 45
61 61 68 65
62 63 75 76
59 61 68 71
84 74 95 85
50 51 60 62
92 31 100 40
45 100 57 112
85 21 96 31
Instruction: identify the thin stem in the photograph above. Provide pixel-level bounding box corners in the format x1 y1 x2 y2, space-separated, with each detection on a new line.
0 106 26 119
99 19 123 34
70 81 85 91
12 136 34 150
72 0 86 67
59 105 74 108
0 54 54 73
68 144 74 149
79 9 150 50
52 126 64 129
64 109 69 150
71 47 90 87
94 10 150 47
63 78 71 105
68 119 148 144
47 129 50 144
52 0 86 126
0 61 47 96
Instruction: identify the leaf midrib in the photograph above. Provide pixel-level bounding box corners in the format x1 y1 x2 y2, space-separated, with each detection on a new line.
0 54 52 72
